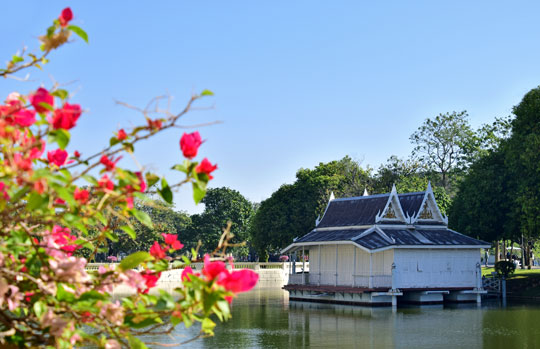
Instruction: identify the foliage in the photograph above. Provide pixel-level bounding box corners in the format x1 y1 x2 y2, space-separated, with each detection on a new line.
0 9 257 348
448 149 512 242
250 157 372 255
186 187 254 256
409 111 477 189
505 86 540 240
495 261 516 278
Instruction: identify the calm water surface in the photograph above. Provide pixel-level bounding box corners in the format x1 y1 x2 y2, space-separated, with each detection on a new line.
146 288 540 348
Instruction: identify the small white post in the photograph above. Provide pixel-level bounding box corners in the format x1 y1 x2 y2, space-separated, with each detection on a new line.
476 262 482 304
318 245 321 286
391 262 397 310
353 247 357 287
391 262 397 291
302 245 306 285
369 253 373 288
335 245 338 286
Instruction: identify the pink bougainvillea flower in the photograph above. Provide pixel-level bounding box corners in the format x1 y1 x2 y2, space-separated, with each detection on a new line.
98 174 114 191
117 129 127 141
196 158 218 180
47 149 68 167
217 269 259 293
134 171 146 192
179 131 202 159
59 7 73 27
140 271 161 294
0 182 9 201
51 225 80 255
30 88 54 114
74 187 89 204
100 155 120 171
149 241 166 259
13 108 36 127
202 254 227 281
73 150 81 158
161 233 184 250
181 266 197 282
52 103 81 130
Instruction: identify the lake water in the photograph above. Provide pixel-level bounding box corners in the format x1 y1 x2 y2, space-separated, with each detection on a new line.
146 288 540 348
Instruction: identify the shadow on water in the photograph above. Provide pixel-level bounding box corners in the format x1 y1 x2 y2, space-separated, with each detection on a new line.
141 288 540 348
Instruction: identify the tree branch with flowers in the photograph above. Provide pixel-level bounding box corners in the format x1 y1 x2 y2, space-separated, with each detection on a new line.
0 8 258 348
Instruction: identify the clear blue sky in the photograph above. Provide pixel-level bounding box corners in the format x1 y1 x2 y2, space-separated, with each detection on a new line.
2 1 540 213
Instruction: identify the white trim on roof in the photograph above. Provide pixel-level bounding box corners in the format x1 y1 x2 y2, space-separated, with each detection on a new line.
281 240 491 254
315 191 335 227
375 184 408 224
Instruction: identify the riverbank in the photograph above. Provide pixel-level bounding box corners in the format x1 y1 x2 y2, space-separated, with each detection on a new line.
483 267 540 299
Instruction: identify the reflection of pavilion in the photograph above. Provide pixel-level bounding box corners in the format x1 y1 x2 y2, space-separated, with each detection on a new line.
288 301 483 348
282 183 490 306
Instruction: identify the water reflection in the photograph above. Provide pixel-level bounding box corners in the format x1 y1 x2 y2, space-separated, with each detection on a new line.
144 288 540 348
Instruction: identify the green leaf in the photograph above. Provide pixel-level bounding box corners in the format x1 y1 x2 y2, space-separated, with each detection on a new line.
27 193 47 210
121 226 136 240
192 182 206 204
52 89 69 100
54 186 76 207
33 301 46 318
105 231 119 242
201 317 216 334
200 89 214 96
145 173 159 187
48 129 70 149
56 284 75 302
132 209 154 229
159 178 173 204
109 136 120 147
82 175 98 186
171 164 188 173
67 25 89 43
127 334 148 349
11 55 23 64
119 251 152 271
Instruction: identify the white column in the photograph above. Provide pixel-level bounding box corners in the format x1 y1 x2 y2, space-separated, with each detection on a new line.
369 253 373 288
335 245 338 286
352 247 357 287
302 245 305 285
318 245 321 286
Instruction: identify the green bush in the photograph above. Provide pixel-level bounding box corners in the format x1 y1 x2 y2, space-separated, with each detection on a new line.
495 261 516 278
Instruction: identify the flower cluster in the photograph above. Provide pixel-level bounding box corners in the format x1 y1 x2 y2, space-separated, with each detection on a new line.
0 7 258 348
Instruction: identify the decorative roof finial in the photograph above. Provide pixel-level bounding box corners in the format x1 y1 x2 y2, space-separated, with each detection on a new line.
426 181 433 193
363 188 369 196
329 191 335 201
391 183 397 194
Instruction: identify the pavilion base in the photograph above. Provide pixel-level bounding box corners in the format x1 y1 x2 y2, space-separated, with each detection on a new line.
284 285 402 306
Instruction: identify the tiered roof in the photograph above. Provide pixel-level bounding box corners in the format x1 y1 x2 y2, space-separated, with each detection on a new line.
282 183 490 253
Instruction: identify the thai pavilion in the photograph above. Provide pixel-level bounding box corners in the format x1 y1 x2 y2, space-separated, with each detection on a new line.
281 183 490 306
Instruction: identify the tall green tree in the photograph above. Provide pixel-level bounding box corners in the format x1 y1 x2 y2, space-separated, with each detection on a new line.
187 187 254 257
410 111 477 190
250 157 372 259
448 149 511 243
505 86 540 241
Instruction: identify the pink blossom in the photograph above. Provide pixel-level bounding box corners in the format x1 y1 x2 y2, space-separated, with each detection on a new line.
120 270 146 290
202 254 227 281
42 310 68 337
99 301 124 326
47 149 68 167
217 269 259 293
48 256 90 285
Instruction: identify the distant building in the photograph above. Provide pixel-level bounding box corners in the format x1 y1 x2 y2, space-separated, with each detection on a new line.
282 183 490 306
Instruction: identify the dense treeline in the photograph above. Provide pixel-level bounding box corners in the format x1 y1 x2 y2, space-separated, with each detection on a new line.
105 87 540 263
450 86 540 268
